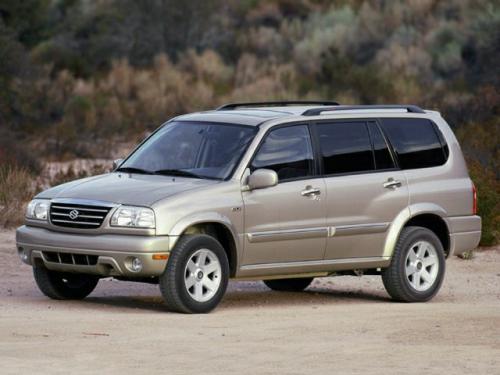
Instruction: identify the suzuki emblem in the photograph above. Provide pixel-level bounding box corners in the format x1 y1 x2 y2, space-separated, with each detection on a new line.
69 210 79 220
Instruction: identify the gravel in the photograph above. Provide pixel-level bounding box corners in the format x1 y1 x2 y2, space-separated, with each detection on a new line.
1 229 499 374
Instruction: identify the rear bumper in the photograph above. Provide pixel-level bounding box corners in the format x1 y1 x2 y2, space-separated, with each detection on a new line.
447 215 482 256
16 225 171 277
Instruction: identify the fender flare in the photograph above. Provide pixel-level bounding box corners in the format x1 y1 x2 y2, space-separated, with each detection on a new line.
168 212 241 258
382 203 450 258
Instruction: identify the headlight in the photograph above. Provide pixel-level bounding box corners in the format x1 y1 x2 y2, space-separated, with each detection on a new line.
110 206 155 228
26 199 49 221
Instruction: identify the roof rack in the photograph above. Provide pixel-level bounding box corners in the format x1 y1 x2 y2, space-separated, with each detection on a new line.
302 105 425 116
217 101 339 110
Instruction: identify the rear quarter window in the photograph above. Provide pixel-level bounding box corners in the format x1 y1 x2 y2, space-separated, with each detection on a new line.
380 118 448 169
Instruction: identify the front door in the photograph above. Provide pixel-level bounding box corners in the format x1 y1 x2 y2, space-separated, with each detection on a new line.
314 120 409 260
241 124 327 266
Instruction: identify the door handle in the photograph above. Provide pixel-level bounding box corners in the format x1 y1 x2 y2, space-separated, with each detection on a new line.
383 178 402 189
301 186 321 197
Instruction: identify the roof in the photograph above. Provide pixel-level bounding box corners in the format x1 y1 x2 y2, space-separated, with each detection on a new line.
176 106 320 126
175 104 428 127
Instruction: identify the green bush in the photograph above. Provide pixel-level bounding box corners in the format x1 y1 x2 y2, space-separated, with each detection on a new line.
468 160 499 246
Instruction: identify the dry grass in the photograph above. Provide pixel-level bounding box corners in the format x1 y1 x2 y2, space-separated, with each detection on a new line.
0 159 113 229
0 166 35 227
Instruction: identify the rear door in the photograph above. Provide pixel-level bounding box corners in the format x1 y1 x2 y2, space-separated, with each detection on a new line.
314 120 409 259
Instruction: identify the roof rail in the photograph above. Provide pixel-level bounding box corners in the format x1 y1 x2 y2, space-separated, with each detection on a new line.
302 105 425 116
217 101 339 110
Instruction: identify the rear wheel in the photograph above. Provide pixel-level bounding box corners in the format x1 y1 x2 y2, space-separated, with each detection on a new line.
33 266 99 300
382 226 445 302
264 277 314 292
159 235 229 314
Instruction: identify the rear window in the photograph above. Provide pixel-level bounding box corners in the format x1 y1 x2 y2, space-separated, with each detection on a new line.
380 118 448 169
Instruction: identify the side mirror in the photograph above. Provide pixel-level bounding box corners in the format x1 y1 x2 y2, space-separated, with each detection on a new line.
113 158 124 170
247 169 278 190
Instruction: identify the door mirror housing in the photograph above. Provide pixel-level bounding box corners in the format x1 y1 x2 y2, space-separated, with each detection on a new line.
113 158 124 170
247 169 278 190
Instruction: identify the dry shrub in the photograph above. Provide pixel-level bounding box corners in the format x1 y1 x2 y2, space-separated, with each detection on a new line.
49 163 109 188
231 61 298 101
0 165 35 227
375 44 432 81
458 250 475 260
179 49 233 86
0 129 40 173
239 26 287 58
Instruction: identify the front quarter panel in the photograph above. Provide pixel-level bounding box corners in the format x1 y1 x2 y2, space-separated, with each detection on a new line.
152 180 244 258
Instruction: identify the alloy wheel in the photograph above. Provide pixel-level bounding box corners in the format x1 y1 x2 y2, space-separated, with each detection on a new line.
184 249 222 302
404 241 440 292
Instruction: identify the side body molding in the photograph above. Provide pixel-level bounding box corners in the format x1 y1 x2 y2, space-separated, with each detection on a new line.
382 203 450 258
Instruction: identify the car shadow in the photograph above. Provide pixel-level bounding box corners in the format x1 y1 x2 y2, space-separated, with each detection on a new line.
83 295 168 312
219 287 390 311
77 282 390 313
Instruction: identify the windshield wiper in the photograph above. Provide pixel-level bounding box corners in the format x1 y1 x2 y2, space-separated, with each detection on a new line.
153 169 204 179
115 167 153 174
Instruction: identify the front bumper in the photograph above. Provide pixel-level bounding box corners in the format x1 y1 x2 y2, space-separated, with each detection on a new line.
16 225 171 277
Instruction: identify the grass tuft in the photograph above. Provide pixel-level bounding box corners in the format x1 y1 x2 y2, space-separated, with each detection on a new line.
0 165 35 227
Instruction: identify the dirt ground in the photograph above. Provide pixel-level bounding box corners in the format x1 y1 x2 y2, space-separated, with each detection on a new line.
0 229 499 375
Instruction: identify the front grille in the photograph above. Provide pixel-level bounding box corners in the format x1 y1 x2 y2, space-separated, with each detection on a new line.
43 251 98 266
50 203 112 229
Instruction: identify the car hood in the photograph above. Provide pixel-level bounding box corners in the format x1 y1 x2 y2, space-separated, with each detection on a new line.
36 172 219 206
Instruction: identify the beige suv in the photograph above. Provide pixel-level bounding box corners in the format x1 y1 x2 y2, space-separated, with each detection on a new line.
16 102 481 313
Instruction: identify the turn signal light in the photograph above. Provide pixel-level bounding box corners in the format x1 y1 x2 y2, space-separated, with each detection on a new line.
152 254 169 260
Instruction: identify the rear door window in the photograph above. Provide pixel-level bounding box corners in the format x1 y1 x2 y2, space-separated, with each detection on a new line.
380 118 448 169
367 122 395 170
316 121 375 175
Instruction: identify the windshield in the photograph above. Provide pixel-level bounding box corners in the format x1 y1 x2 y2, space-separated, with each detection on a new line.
119 121 257 180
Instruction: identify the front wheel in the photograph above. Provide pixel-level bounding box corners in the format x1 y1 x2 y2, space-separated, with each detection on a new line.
33 266 99 300
382 226 445 302
159 235 229 314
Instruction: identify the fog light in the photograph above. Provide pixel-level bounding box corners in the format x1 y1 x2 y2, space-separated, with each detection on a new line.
131 257 143 272
18 247 28 262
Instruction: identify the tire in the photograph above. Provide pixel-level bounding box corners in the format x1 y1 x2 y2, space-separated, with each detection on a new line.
264 277 314 292
382 226 445 302
159 234 229 314
33 266 99 300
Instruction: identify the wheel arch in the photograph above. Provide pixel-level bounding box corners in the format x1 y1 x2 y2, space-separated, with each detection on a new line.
383 204 451 258
169 215 240 277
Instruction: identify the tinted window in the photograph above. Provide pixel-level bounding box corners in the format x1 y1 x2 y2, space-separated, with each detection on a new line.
368 122 395 170
380 118 447 169
317 122 374 174
435 126 450 159
252 125 314 181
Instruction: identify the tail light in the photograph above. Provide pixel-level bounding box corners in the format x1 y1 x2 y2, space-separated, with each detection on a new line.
472 183 477 215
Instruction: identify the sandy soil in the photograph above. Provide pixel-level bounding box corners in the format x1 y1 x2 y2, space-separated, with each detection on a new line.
1 229 499 375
